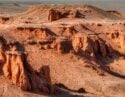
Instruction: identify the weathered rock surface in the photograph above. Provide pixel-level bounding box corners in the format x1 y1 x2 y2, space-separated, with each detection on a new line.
0 38 54 94
52 37 72 53
48 9 62 21
72 33 110 59
16 26 56 40
0 16 9 24
0 4 125 97
106 32 125 54
63 26 77 37
48 9 81 21
3 51 31 91
72 33 93 55
67 10 78 18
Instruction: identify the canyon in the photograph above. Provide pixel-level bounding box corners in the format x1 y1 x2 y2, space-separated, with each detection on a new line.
0 4 125 97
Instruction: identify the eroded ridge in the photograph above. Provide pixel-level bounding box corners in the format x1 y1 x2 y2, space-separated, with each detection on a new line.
0 37 54 94
0 16 10 24
0 4 125 97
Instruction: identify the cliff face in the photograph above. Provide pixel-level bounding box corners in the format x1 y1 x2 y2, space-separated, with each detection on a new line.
72 33 111 60
48 9 62 22
106 32 125 54
47 8 82 22
14 22 125 59
0 38 54 94
3 51 31 91
16 27 56 40
0 16 9 24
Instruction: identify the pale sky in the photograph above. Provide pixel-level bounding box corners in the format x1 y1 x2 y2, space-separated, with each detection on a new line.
0 0 124 12
0 0 125 1
0 0 125 4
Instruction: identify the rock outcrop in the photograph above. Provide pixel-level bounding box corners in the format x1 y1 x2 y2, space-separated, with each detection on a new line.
72 33 110 58
48 9 80 21
28 71 54 94
67 10 78 18
16 26 56 40
52 37 72 53
2 50 54 93
3 51 31 91
0 16 9 24
72 33 94 57
63 26 77 37
105 31 125 54
48 9 62 22
0 45 5 65
0 37 54 93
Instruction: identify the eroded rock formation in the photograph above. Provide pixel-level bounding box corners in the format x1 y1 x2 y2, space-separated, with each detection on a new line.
48 9 80 21
52 37 72 53
63 26 77 37
0 16 9 24
16 26 56 40
72 33 94 57
48 9 62 21
0 37 54 93
105 31 125 54
3 51 31 91
1 4 125 97
72 33 110 58
67 10 78 18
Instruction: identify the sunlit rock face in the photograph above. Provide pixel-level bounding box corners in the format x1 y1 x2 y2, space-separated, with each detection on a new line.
0 37 54 94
